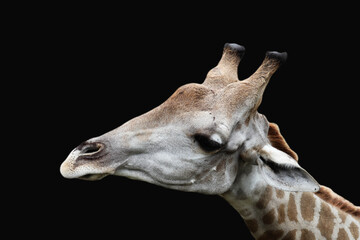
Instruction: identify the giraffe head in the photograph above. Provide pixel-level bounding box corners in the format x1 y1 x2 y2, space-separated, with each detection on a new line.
60 43 319 194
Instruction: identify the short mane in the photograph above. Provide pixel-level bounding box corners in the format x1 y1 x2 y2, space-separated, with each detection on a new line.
315 185 360 219
267 123 298 161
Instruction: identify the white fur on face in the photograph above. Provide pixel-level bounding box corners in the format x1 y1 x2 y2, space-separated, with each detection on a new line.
111 112 238 194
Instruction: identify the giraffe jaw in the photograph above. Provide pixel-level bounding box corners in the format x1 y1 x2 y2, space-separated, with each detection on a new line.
113 154 238 195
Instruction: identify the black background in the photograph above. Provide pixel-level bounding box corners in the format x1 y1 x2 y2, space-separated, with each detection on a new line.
9 3 359 239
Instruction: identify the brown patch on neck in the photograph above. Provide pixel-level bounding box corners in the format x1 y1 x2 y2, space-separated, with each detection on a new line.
287 193 298 222
258 229 284 240
315 185 360 219
282 229 297 240
268 123 298 161
337 228 350 240
275 188 285 199
339 211 348 223
317 201 335 239
300 229 316 240
244 218 258 234
256 185 273 209
262 208 275 225
300 192 316 222
277 204 286 224
350 222 359 239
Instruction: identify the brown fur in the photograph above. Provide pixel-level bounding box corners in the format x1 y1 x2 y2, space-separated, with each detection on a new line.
277 204 286 224
317 201 336 239
350 222 359 239
282 229 297 240
275 188 285 199
300 229 316 240
315 185 360 219
287 193 298 222
338 228 350 240
163 83 213 113
256 185 273 209
244 219 258 233
300 192 316 222
258 229 284 240
262 209 275 224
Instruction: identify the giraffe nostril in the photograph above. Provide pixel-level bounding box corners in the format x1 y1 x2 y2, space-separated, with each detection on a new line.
82 144 101 154
78 142 105 157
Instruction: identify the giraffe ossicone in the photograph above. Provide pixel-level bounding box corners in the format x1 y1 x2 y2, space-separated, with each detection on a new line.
61 43 359 239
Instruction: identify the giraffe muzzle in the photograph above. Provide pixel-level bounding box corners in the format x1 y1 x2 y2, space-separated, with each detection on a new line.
60 140 114 180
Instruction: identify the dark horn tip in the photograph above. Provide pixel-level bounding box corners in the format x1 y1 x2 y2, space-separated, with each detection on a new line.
224 43 246 58
266 51 288 64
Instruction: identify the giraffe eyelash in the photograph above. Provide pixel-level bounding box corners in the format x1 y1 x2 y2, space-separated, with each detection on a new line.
259 156 297 171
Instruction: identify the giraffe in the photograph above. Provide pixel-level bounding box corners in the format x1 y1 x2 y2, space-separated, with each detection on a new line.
60 43 360 239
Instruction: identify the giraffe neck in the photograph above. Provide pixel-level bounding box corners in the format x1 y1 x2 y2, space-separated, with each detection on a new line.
222 163 360 240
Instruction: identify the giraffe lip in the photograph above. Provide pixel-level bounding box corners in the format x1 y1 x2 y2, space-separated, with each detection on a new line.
79 173 109 181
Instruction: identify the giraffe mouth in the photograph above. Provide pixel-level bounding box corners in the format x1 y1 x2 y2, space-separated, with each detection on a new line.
79 173 109 181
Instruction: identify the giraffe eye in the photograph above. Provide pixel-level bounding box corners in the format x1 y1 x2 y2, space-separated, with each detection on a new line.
194 133 223 152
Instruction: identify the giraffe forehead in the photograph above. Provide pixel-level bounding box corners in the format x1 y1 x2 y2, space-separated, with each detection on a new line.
158 82 257 132
162 82 250 115
163 83 215 112
144 83 232 131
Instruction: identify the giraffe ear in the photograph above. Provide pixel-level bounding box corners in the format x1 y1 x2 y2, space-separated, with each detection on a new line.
258 145 320 192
